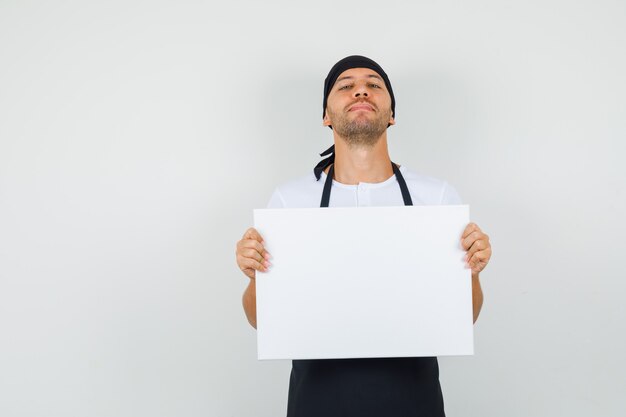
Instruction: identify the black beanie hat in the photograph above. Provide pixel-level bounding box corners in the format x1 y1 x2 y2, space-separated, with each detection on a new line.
315 55 395 180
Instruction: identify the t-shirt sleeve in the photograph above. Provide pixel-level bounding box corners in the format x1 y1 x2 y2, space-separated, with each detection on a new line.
441 182 463 205
266 188 286 208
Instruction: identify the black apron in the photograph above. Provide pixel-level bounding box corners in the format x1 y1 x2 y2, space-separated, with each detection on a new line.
286 163 446 417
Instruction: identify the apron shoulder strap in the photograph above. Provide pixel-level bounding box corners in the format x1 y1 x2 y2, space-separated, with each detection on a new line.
320 164 334 208
392 163 413 206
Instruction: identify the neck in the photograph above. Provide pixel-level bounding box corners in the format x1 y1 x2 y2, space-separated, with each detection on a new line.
330 132 393 184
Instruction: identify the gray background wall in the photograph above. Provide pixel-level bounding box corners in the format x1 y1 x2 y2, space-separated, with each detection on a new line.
1 1 624 416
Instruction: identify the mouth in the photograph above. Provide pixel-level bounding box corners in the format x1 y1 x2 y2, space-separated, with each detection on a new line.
348 102 375 112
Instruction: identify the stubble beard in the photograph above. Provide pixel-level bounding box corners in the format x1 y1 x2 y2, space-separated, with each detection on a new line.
328 106 391 148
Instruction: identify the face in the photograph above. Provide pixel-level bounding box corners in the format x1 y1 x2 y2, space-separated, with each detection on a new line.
323 67 395 146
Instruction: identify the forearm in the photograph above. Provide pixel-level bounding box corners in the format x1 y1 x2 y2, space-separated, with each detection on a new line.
242 279 257 329
472 273 484 323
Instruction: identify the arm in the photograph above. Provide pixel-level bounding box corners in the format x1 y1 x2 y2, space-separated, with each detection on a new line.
242 279 257 329
236 227 270 329
461 223 491 324
472 273 484 323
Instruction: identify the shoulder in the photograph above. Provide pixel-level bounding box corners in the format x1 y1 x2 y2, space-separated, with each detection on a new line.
266 171 325 208
400 166 463 205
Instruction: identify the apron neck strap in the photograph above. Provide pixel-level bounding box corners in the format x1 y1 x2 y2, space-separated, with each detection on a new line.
320 162 413 207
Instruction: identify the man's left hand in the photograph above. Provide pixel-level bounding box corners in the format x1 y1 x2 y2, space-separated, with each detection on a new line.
461 223 492 276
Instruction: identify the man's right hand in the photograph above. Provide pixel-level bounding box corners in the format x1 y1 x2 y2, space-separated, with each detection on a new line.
236 227 271 280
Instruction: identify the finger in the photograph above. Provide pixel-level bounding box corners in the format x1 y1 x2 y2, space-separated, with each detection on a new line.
466 238 490 259
238 239 271 259
462 230 488 251
469 249 490 264
238 255 268 273
469 259 486 274
238 245 270 263
243 227 264 243
241 248 272 266
461 223 481 240
245 249 271 269
469 248 491 269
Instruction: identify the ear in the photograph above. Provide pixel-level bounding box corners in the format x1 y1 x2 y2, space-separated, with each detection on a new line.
323 110 332 127
388 115 396 126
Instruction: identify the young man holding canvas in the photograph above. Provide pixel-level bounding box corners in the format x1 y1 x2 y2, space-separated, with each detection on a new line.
235 55 492 417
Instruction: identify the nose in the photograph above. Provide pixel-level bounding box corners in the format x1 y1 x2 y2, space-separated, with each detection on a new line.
353 83 369 98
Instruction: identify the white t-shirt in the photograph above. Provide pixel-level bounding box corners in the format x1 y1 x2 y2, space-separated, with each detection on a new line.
266 165 462 209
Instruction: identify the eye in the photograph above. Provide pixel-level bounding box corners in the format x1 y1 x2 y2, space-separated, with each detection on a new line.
338 84 351 91
369 83 381 89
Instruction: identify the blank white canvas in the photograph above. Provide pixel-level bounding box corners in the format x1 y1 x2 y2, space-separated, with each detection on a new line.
254 205 473 360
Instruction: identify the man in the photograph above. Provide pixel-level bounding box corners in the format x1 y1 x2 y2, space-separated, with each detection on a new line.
235 55 492 417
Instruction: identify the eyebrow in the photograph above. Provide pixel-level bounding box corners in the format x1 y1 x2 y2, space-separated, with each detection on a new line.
336 74 384 83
